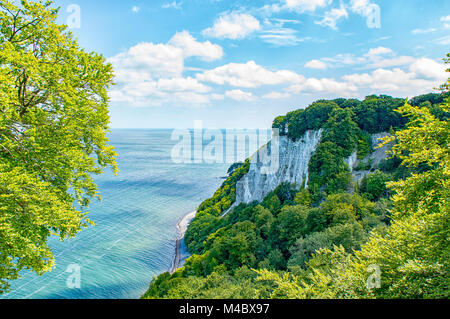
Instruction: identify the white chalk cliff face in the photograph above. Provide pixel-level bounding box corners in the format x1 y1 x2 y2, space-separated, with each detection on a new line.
235 130 323 204
234 130 390 206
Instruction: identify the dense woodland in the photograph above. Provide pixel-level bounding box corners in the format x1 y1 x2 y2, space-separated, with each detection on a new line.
143 63 449 298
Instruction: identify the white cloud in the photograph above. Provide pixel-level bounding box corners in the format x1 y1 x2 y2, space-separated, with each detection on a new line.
344 69 414 92
368 56 416 69
409 58 448 80
168 31 223 61
315 6 348 29
363 47 414 69
132 6 140 13
196 61 304 88
365 46 393 57
202 12 261 39
109 42 184 79
225 90 254 101
343 59 447 96
108 31 222 81
287 78 358 96
305 59 327 69
108 32 225 107
284 0 332 12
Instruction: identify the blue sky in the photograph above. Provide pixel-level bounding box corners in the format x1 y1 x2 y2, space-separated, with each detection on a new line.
53 0 449 128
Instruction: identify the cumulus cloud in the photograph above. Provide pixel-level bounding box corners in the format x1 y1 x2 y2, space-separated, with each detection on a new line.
363 47 416 69
196 60 363 97
109 42 184 79
287 78 358 96
168 31 223 61
409 58 448 80
343 58 447 95
225 90 254 101
109 31 223 81
108 31 224 107
202 12 261 39
365 46 393 57
196 61 303 88
307 48 447 96
305 59 327 69
344 69 425 93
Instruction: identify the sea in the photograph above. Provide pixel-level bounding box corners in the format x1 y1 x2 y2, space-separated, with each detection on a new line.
1 128 269 299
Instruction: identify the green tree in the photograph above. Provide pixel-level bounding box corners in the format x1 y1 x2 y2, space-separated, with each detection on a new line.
274 205 309 251
0 0 117 293
360 170 392 201
354 95 406 133
294 188 312 206
351 98 450 298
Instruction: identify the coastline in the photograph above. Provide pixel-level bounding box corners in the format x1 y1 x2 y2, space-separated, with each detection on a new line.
169 211 197 274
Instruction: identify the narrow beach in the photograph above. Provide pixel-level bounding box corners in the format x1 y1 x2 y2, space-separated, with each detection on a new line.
169 211 197 274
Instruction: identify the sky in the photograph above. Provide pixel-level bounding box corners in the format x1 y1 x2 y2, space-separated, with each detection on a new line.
53 0 450 129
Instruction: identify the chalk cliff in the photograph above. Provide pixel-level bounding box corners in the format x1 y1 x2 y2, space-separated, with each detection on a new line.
234 130 390 205
235 130 322 205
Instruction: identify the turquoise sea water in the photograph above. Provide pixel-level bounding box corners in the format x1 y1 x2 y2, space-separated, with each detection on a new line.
1 128 265 299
